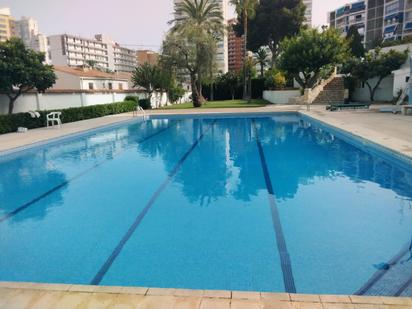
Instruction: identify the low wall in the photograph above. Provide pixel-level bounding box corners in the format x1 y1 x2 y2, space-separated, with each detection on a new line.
263 90 301 104
352 76 394 102
0 91 192 115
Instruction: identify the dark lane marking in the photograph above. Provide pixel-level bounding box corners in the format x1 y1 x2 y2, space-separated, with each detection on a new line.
90 120 216 285
252 119 297 294
355 243 410 295
0 124 175 224
395 275 412 296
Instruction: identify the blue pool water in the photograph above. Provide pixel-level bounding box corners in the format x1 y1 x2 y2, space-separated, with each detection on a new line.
1 114 412 296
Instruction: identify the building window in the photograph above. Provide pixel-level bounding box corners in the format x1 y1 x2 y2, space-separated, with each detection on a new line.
88 83 94 90
108 83 113 90
118 83 123 90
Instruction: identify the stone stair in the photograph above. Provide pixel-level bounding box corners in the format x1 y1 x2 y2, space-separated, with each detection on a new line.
312 76 345 105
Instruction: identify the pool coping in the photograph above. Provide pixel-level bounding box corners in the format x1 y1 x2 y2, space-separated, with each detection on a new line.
1 107 412 306
0 282 411 308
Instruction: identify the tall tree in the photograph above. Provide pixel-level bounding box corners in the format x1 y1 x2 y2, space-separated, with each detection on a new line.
0 38 56 114
278 28 349 89
342 48 408 101
347 25 365 58
169 0 223 107
230 0 258 100
235 0 306 65
218 71 240 100
255 47 268 77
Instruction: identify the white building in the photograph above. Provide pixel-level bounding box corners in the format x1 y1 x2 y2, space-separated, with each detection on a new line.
53 66 130 91
173 0 228 73
15 17 49 62
48 34 138 73
303 0 313 26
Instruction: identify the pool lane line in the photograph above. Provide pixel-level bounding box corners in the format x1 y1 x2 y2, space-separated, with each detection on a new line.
0 124 176 224
394 274 412 296
355 242 411 296
252 119 297 294
90 120 216 286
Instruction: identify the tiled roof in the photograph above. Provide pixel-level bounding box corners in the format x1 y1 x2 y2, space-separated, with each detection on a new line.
54 66 129 80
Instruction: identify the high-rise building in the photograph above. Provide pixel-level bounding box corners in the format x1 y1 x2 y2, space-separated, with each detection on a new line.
303 0 313 26
365 0 384 48
48 34 138 72
0 8 17 42
173 0 228 73
136 50 159 65
15 17 49 62
328 1 367 44
227 19 245 73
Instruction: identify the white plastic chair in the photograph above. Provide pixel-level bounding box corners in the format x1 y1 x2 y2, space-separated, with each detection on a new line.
46 112 62 128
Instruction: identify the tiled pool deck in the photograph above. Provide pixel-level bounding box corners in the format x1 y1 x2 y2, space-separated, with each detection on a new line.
1 104 412 308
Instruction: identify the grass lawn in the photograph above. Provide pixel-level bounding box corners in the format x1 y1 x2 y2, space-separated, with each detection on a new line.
161 99 268 109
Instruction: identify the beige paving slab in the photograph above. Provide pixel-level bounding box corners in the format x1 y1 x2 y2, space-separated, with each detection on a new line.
291 302 324 309
230 299 262 309
290 293 321 303
322 303 356 309
232 291 261 300
261 292 291 302
174 289 204 298
350 296 384 304
200 298 231 309
173 296 202 309
137 295 176 309
111 293 144 309
146 288 176 296
82 292 118 309
262 301 295 309
320 295 352 304
28 291 66 309
51 291 92 309
0 289 48 309
0 288 22 307
203 290 231 299
119 287 148 295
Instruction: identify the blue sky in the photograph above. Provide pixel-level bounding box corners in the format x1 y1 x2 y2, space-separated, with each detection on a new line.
1 0 352 50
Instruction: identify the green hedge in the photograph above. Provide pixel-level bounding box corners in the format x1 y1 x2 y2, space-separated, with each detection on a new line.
0 100 137 135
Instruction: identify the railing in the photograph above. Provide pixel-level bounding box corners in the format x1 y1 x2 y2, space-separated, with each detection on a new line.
288 68 338 109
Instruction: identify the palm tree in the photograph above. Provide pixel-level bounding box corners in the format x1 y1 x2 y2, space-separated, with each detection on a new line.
170 0 224 107
132 63 160 103
255 47 268 78
230 0 258 100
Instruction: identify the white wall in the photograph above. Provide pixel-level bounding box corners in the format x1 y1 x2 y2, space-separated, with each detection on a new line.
263 90 301 104
352 75 395 102
0 91 192 115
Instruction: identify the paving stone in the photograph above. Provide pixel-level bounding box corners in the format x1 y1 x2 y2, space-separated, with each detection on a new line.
0 288 25 308
0 289 53 309
262 301 295 309
51 291 92 309
119 287 148 295
290 294 321 303
261 292 290 301
174 289 204 297
200 298 231 309
232 291 261 300
291 302 324 309
111 293 144 309
146 288 176 296
379 297 412 306
320 295 352 303
350 296 384 304
322 303 355 309
203 290 231 299
29 291 66 309
173 296 202 309
138 295 176 309
230 299 262 309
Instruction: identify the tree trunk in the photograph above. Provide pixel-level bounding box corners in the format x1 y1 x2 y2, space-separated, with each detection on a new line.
210 82 214 101
190 73 202 108
260 63 264 78
369 77 384 102
8 96 18 115
243 12 249 100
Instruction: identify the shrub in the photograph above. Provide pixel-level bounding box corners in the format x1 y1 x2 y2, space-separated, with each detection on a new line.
124 95 139 103
265 69 287 90
0 101 137 135
138 99 152 110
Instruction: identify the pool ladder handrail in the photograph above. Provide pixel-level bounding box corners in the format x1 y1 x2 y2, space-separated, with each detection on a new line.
133 105 147 120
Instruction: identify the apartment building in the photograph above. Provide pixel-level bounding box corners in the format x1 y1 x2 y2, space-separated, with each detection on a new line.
328 1 367 43
173 0 229 73
0 8 17 42
329 0 412 48
15 16 49 62
227 19 245 73
303 0 313 26
136 50 159 65
48 34 138 72
365 0 385 48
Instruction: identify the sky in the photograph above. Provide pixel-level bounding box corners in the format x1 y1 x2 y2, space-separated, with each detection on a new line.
1 0 354 51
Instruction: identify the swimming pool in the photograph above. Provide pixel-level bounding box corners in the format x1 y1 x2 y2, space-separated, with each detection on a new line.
0 113 412 296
